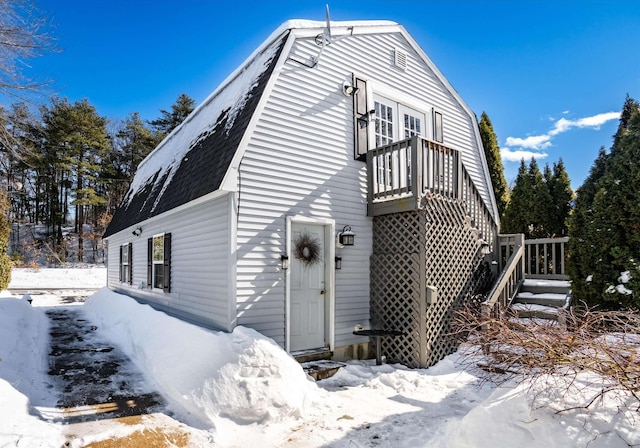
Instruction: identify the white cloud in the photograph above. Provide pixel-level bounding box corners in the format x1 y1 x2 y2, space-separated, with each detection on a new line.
505 135 552 150
549 112 619 136
500 148 549 162
501 111 620 161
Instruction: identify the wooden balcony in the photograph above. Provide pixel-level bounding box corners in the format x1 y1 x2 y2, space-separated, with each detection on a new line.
366 136 496 242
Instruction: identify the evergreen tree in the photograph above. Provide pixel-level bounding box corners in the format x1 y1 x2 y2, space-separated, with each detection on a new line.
501 159 531 235
527 158 553 238
502 157 571 239
478 112 509 217
104 112 158 211
0 189 11 289
149 93 195 137
568 97 640 309
42 98 110 262
547 159 573 237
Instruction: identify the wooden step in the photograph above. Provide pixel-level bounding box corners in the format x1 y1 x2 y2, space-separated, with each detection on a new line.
291 348 333 364
520 279 571 295
301 360 345 381
515 291 569 308
512 303 561 320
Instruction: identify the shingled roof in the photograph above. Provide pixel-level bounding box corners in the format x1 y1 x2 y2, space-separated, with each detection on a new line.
104 34 287 237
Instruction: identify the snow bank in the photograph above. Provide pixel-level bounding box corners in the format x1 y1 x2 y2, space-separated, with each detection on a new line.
429 374 640 448
84 288 320 428
8 267 107 289
0 297 65 447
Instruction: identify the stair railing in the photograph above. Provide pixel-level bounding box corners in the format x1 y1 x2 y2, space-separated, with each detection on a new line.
482 234 525 321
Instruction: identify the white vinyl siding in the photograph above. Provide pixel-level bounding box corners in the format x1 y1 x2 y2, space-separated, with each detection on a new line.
105 193 235 331
233 30 493 349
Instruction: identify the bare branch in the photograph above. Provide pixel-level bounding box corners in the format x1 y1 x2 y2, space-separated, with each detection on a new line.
452 303 640 414
0 0 58 101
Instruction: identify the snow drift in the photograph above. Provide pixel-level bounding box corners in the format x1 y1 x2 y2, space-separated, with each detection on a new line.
84 288 320 428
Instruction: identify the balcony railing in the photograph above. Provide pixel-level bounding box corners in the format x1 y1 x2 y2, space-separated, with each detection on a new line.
366 136 496 242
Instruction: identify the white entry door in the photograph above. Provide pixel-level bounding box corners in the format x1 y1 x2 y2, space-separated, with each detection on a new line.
290 222 326 352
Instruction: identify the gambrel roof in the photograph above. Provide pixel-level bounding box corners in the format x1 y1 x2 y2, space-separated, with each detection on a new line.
104 33 288 237
105 19 499 237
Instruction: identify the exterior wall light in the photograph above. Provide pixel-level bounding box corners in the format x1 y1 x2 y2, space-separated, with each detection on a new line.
132 227 142 237
280 254 289 270
342 82 360 96
337 225 355 247
335 256 342 270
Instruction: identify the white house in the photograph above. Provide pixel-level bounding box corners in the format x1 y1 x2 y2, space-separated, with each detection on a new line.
103 19 499 367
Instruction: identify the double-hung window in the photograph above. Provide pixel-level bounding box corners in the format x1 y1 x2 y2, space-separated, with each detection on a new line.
119 243 132 285
147 233 171 292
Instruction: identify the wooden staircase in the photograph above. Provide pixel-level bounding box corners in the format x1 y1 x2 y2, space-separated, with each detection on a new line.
511 279 572 320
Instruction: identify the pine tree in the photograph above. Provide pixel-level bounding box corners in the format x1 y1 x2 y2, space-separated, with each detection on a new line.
501 159 531 235
568 97 640 309
547 159 573 237
478 112 509 217
104 112 158 211
42 98 110 262
149 93 195 137
0 189 11 289
527 158 553 238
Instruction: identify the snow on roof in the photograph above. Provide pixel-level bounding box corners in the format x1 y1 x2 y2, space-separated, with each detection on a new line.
124 19 397 213
124 41 282 212
106 19 405 237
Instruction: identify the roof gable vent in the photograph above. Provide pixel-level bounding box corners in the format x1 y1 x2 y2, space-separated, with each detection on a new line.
394 48 408 71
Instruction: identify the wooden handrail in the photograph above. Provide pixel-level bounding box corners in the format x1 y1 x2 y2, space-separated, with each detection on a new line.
484 234 525 311
523 236 570 280
367 136 497 242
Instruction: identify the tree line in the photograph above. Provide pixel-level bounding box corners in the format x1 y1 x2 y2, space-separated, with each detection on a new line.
480 97 640 310
478 112 574 240
0 93 195 263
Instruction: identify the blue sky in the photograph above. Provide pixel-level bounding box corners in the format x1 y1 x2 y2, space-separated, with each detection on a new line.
20 1 640 187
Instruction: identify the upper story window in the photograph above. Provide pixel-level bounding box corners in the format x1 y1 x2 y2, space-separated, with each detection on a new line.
352 75 445 159
373 95 427 146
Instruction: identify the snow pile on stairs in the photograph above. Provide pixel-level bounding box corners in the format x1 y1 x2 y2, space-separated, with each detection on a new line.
84 288 321 428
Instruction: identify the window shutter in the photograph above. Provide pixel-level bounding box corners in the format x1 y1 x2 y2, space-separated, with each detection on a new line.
147 237 152 288
354 76 369 159
433 110 443 143
163 233 171 293
127 243 133 285
119 245 123 282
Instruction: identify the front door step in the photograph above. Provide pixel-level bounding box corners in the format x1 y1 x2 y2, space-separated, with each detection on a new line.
291 347 332 364
301 360 345 381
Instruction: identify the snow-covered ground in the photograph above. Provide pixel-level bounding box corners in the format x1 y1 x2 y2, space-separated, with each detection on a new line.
0 268 638 447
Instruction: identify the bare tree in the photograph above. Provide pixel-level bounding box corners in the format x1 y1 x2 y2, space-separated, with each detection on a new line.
0 0 56 100
452 304 640 413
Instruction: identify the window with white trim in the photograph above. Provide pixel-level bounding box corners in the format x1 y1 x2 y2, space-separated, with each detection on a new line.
147 233 171 292
153 235 164 288
373 96 428 189
119 243 132 285
373 95 428 145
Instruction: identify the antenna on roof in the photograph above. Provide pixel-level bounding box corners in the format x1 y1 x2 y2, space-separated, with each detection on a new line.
290 4 353 68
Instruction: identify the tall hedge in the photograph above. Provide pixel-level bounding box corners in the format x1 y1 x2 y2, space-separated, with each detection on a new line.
567 96 640 310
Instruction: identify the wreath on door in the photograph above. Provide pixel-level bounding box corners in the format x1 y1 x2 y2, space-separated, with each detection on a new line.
293 232 322 266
